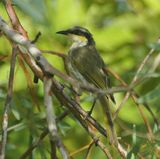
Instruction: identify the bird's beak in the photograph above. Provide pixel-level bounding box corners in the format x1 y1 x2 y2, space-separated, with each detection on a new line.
56 30 70 35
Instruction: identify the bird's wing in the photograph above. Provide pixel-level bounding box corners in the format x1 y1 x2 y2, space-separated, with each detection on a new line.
70 46 116 103
70 46 107 89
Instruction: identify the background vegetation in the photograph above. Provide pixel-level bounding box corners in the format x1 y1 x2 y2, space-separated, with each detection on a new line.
0 0 160 158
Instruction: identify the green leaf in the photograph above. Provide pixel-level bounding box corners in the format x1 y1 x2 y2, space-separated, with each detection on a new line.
144 73 160 78
127 144 140 159
12 108 21 120
132 124 136 145
137 85 160 104
13 0 47 24
0 89 6 99
149 43 160 51
7 123 25 132
13 123 26 132
153 124 158 133
58 121 72 136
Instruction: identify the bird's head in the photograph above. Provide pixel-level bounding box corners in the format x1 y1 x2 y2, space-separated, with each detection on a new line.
56 26 95 45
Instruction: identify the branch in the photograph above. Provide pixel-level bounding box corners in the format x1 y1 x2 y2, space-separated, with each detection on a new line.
83 141 94 159
44 77 57 139
31 32 41 44
131 43 159 85
51 80 127 158
50 139 58 159
0 45 17 159
4 0 28 37
44 77 69 159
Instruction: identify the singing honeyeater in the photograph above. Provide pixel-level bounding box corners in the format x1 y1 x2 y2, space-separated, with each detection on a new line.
57 26 117 144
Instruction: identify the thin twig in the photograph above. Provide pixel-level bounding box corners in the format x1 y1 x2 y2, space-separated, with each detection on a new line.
108 69 155 137
108 70 155 139
0 45 17 159
84 141 94 159
109 68 156 139
107 68 159 126
136 104 154 140
113 92 130 120
41 50 67 59
131 46 157 85
31 32 41 44
69 142 92 157
113 41 155 116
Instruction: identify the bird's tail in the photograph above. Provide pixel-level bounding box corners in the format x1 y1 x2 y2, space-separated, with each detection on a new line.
99 96 118 146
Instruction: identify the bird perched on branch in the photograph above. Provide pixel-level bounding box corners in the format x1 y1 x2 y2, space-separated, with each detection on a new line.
57 26 117 145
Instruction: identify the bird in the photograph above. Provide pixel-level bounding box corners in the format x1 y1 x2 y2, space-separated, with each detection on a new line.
56 26 117 145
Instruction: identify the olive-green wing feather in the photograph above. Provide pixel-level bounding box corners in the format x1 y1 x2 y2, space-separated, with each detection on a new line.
70 46 106 89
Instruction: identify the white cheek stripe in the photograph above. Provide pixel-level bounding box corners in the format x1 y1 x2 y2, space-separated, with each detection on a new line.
70 41 88 49
69 35 88 49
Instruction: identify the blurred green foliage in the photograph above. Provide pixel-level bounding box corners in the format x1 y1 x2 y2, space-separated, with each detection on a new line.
1 0 160 158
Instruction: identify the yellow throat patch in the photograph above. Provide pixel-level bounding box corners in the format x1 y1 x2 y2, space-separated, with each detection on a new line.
70 34 88 42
